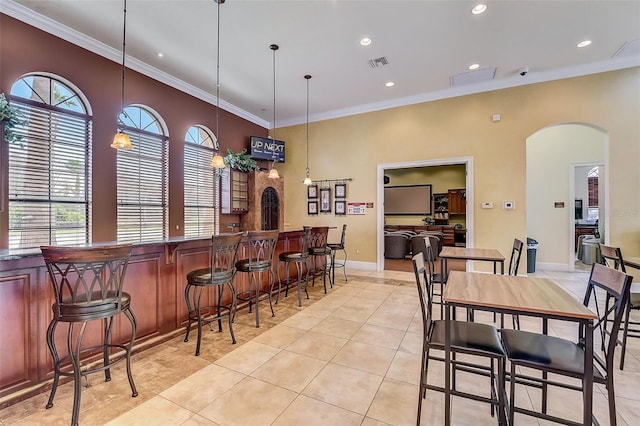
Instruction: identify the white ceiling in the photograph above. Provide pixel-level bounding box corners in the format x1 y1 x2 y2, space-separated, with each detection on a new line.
3 0 640 128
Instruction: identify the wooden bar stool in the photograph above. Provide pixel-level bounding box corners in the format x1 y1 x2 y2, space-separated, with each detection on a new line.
40 244 138 426
235 230 279 327
184 232 243 356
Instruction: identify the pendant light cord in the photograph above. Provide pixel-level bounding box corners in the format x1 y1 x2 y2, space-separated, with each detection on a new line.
216 0 221 144
270 44 279 167
305 75 311 176
120 0 127 118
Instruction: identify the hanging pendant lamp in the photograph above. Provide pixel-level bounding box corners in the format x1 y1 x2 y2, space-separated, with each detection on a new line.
211 0 226 169
268 43 280 179
111 0 132 149
303 75 313 185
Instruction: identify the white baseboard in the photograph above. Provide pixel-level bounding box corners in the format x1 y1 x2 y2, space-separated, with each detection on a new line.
536 262 571 272
345 260 377 271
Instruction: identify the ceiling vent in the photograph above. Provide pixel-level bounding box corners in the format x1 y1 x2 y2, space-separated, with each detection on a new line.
450 67 496 87
368 56 389 68
613 39 640 58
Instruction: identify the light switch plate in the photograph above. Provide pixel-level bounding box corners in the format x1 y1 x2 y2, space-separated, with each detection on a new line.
481 202 493 209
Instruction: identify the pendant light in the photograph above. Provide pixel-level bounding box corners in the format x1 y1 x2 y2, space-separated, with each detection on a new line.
303 75 312 185
111 0 132 149
211 0 226 169
267 43 280 179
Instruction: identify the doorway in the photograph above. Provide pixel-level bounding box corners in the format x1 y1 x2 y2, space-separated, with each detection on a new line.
376 157 474 271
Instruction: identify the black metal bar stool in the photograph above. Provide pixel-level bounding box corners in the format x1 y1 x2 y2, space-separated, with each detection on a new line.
308 226 331 293
235 230 279 327
184 232 243 356
276 226 311 306
327 224 348 285
40 244 138 426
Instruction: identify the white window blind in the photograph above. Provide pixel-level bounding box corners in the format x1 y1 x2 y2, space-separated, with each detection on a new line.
8 76 91 249
184 125 219 238
116 106 168 243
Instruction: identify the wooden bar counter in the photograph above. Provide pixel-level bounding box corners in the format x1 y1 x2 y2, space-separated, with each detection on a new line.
0 229 307 407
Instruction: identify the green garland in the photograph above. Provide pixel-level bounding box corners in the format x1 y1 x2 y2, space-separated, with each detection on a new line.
0 93 26 143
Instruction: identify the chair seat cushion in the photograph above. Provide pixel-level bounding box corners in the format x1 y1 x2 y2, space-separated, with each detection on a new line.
57 291 131 320
235 259 272 272
327 243 344 250
279 251 308 261
500 329 605 380
430 320 505 357
309 247 331 255
187 268 233 285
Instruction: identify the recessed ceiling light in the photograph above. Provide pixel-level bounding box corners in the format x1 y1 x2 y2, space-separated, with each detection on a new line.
385 81 394 87
360 37 372 46
157 52 164 58
469 63 480 70
577 40 592 48
471 4 487 15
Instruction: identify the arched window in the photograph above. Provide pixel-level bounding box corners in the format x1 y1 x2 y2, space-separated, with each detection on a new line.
8 74 92 249
184 125 220 237
116 105 168 242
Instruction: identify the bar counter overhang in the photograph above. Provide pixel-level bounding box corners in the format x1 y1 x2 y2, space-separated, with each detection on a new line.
0 229 308 407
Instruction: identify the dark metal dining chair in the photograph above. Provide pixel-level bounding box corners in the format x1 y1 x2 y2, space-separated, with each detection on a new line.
412 252 506 426
507 238 524 329
500 263 632 425
599 244 639 370
184 232 243 355
41 244 138 426
308 226 331 293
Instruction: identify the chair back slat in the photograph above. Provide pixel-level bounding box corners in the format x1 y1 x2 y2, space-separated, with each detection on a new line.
599 244 626 273
508 238 524 276
412 252 433 335
243 230 279 269
309 227 329 249
339 224 347 246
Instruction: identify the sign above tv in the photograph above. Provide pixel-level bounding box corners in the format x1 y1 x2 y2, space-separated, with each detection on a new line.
250 136 285 163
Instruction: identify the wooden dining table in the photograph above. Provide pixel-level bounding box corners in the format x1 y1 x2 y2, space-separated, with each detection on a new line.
442 271 597 426
439 246 505 278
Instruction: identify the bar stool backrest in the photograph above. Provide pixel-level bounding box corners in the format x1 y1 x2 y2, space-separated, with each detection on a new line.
337 224 347 247
411 252 433 336
210 233 244 282
242 230 280 271
40 244 133 321
309 226 330 254
599 244 626 272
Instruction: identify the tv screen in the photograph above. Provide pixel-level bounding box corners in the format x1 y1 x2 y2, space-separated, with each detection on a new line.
384 184 433 215
250 136 285 163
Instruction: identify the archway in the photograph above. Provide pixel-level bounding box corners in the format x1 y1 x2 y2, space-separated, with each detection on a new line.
526 123 607 272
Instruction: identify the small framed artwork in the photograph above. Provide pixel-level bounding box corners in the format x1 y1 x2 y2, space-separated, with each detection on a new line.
307 184 318 199
335 200 346 215
308 201 318 215
320 187 331 213
335 183 346 199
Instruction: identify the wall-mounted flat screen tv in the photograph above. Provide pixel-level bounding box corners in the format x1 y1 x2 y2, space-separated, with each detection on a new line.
250 136 285 163
384 184 433 215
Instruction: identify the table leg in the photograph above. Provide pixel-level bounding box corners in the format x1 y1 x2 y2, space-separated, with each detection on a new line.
445 302 451 426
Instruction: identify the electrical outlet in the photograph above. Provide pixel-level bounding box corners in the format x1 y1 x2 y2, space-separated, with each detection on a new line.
503 201 515 209
481 202 493 209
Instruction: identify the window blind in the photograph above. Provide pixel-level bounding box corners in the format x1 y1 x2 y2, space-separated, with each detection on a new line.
116 129 168 242
184 143 218 238
8 101 91 249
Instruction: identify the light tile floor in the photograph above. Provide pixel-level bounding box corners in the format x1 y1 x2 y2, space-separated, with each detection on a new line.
1 267 638 426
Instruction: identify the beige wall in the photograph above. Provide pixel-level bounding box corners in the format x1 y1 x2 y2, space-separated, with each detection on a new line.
275 68 640 269
527 124 606 268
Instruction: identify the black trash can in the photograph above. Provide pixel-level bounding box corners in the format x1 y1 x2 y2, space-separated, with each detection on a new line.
527 238 539 273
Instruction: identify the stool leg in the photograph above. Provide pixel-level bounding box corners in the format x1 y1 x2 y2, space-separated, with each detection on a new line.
69 322 88 426
330 249 336 287
45 319 60 410
123 307 139 397
341 248 348 281
103 317 114 381
195 286 204 356
226 282 236 344
295 261 303 307
184 283 194 343
268 270 276 318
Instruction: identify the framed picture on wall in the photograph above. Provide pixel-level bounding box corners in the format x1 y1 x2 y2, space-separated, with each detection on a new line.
335 200 346 215
320 187 331 213
335 183 346 199
308 201 318 215
307 184 318 199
